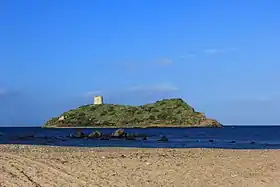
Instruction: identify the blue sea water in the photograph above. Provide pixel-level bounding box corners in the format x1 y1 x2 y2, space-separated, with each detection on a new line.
1 126 280 149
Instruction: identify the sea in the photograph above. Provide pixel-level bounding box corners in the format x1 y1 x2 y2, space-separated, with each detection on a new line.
1 126 280 149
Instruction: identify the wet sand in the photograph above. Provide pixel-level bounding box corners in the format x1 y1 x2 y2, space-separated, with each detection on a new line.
0 145 280 187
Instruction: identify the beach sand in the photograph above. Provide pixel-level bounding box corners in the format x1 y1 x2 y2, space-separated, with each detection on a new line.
1 145 280 187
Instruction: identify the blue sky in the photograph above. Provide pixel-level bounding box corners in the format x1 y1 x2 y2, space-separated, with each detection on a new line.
1 0 280 126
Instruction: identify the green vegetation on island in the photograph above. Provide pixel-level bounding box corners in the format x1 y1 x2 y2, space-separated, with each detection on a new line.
43 98 222 128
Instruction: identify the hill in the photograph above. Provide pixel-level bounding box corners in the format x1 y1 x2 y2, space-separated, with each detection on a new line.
43 98 222 128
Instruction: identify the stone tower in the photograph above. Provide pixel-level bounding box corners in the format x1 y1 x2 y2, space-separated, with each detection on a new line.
94 96 104 105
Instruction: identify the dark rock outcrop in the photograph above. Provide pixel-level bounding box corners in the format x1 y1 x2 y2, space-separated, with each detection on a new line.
70 131 86 138
88 131 102 138
111 129 125 138
158 136 168 142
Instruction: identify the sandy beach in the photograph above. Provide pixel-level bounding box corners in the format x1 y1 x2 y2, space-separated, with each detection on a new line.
1 145 280 187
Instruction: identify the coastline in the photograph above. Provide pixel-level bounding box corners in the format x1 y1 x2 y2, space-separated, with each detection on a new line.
42 124 223 128
1 144 280 187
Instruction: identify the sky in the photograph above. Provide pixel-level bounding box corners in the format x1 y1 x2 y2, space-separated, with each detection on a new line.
0 0 280 126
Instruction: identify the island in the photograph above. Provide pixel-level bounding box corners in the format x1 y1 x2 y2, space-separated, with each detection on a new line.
43 98 222 128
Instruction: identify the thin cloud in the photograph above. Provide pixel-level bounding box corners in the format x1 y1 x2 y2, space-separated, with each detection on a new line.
121 61 139 71
204 48 238 55
204 49 225 55
84 91 102 97
187 53 196 57
179 54 196 60
126 84 179 93
0 89 8 96
0 88 16 96
157 58 173 65
229 47 239 52
120 58 173 71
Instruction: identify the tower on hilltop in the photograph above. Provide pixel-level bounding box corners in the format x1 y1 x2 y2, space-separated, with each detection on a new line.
94 96 103 105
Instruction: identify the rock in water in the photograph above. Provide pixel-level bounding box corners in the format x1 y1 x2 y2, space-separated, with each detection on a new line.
125 136 136 140
88 130 102 138
112 129 125 137
100 137 110 140
158 136 168 142
70 131 86 138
